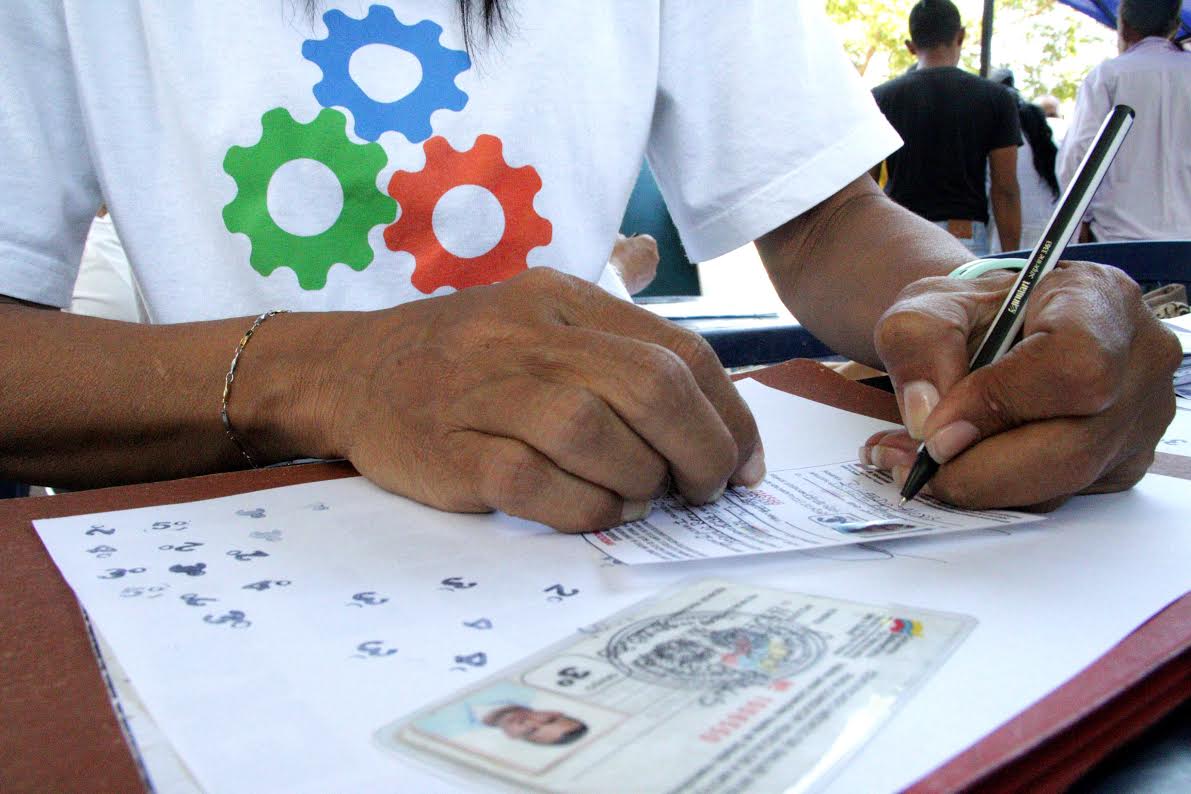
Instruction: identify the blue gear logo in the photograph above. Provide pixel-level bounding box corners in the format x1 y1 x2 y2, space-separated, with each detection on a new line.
302 5 470 143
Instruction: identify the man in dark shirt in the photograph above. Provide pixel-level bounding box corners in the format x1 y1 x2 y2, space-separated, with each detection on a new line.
872 0 1022 255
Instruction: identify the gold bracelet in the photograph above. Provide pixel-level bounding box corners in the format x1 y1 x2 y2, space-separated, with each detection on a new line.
221 310 289 467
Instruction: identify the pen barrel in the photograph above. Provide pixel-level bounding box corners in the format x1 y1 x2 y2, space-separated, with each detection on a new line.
968 105 1135 372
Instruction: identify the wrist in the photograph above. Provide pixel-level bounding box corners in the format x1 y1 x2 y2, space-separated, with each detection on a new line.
229 310 365 464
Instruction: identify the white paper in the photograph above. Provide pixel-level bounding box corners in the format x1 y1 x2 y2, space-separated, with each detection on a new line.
589 463 1041 564
1162 314 1191 354
1159 403 1191 458
31 379 1191 794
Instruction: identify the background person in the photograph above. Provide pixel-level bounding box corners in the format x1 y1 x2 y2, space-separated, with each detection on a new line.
1035 94 1069 145
871 0 1023 256
1058 0 1191 242
988 68 1060 252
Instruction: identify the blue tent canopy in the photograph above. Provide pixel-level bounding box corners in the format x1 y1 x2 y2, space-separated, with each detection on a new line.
1057 0 1191 41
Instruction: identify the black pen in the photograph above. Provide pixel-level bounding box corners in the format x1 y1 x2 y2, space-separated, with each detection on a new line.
899 104 1136 505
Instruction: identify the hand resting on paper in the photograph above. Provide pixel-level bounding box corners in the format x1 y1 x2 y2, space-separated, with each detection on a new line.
323 267 764 532
1 269 760 535
861 261 1182 510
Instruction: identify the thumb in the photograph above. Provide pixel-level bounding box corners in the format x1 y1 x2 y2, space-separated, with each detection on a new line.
915 264 1131 465
875 275 1012 441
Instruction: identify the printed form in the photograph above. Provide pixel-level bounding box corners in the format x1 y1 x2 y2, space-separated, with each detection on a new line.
591 462 1041 565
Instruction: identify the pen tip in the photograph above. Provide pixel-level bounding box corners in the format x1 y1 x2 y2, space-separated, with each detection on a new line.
898 497 908 507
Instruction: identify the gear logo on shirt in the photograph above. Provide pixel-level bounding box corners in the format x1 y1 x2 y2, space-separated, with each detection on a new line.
221 4 551 293
222 108 395 290
302 5 469 143
385 135 552 293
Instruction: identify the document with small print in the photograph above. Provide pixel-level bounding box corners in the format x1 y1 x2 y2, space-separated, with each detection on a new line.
587 463 1043 565
380 579 974 794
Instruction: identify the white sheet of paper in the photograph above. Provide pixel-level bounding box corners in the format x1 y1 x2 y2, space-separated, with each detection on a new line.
31 379 1191 794
1162 315 1191 354
1159 403 1191 458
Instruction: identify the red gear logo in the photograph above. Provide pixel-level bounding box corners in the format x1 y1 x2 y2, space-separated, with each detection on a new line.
385 135 552 293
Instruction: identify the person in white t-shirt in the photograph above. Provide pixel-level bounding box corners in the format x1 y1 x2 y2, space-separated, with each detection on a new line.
1058 0 1191 242
0 1 1180 530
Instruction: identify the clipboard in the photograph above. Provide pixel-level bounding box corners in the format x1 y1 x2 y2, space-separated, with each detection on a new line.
1 359 1188 791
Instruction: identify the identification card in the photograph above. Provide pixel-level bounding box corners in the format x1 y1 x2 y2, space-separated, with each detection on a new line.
377 579 974 793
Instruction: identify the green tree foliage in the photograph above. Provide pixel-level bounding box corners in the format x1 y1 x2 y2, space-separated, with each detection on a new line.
825 0 1116 102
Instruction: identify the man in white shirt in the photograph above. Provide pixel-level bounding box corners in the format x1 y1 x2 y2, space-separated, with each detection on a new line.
1058 0 1191 242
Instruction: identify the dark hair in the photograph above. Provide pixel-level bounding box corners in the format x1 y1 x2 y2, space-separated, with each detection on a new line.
1119 0 1182 39
1020 103 1060 199
553 722 589 746
990 68 1060 199
909 0 963 49
299 1 506 51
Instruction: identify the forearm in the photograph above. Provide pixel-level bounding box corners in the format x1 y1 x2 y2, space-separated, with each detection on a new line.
0 301 351 488
755 176 970 368
990 188 1022 251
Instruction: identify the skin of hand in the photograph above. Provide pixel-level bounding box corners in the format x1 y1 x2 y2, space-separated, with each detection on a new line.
609 233 660 295
315 268 764 533
859 262 1182 510
0 268 763 534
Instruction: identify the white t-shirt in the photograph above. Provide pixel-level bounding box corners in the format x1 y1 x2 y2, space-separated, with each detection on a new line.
1 1 899 322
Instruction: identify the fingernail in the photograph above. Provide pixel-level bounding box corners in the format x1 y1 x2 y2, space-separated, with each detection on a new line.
621 500 651 523
859 445 873 465
705 482 727 505
925 421 981 464
734 446 767 487
871 444 917 471
901 381 939 440
892 465 909 488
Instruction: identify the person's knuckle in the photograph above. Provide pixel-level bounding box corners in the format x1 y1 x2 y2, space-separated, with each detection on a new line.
524 265 562 285
486 445 548 511
668 328 722 374
567 498 619 533
875 307 957 361
547 391 608 454
1060 338 1119 414
1064 446 1107 492
519 266 576 298
1110 452 1153 491
875 308 927 353
1103 263 1142 300
643 460 670 497
635 344 692 405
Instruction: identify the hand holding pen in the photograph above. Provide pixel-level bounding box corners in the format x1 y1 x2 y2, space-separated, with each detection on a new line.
858 105 1184 510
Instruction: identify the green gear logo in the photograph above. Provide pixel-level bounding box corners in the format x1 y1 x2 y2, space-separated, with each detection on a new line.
222 108 396 290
